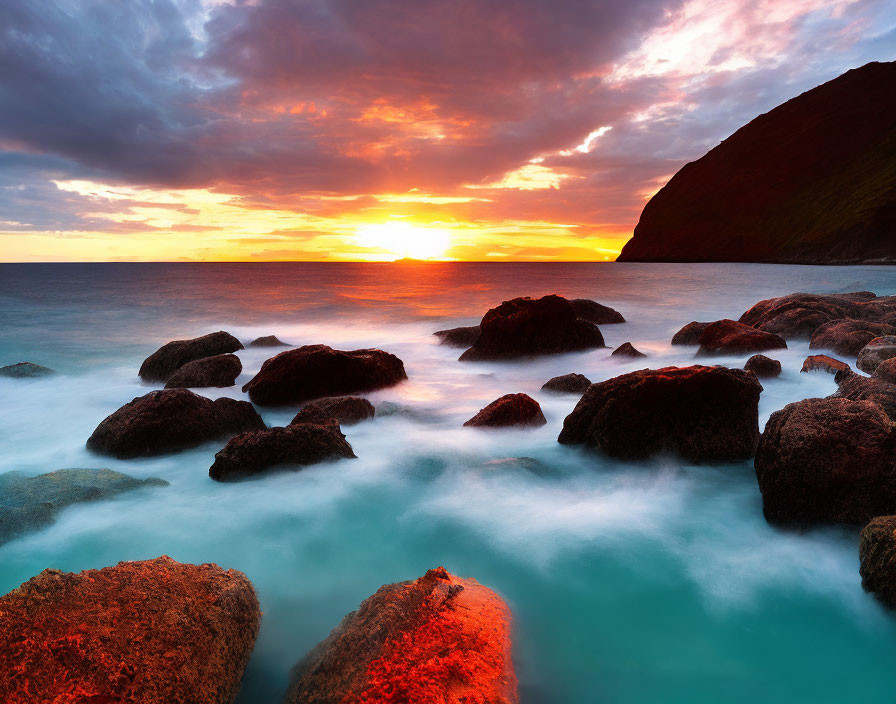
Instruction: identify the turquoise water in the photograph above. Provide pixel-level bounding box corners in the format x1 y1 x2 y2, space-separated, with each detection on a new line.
1 262 896 702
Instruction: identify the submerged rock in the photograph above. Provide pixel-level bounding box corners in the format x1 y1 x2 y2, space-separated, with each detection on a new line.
0 556 260 704
801 354 853 376
611 342 646 358
433 325 481 348
248 335 289 347
139 331 243 382
284 566 518 704
569 298 625 324
464 393 547 428
755 397 896 526
87 389 265 458
290 396 375 426
744 354 781 378
697 319 787 356
857 336 896 374
860 516 896 607
541 373 592 394
0 469 168 546
0 362 54 378
164 354 242 389
209 422 356 481
671 321 710 345
809 318 895 356
242 344 406 406
833 372 896 422
559 366 762 463
459 295 605 361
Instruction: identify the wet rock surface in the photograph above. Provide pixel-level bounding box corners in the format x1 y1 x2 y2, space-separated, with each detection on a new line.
434 325 481 348
284 567 518 704
809 318 895 356
139 331 244 382
242 344 406 406
739 292 896 339
164 353 242 389
857 336 896 374
209 422 356 481
290 396 375 425
800 354 853 375
0 362 54 378
860 516 896 608
248 335 289 347
671 322 710 345
873 358 896 384
697 319 787 356
569 298 625 324
611 342 646 358
87 389 265 458
744 354 782 378
464 393 547 428
0 556 261 704
833 372 896 422
0 469 168 546
541 373 592 394
559 366 762 463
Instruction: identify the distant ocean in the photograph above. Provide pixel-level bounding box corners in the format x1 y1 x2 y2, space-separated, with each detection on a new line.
2 261 896 703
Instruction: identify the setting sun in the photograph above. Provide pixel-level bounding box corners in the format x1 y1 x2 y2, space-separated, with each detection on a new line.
355 222 452 261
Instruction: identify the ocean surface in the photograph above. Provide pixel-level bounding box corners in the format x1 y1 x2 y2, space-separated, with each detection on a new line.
2 261 896 703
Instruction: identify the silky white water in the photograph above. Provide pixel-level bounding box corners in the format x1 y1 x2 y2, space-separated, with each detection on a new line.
1 262 895 703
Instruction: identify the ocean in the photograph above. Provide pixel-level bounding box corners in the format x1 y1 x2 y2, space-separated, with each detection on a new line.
2 261 896 703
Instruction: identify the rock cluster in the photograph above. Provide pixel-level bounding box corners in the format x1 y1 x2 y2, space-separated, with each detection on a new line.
139 331 243 382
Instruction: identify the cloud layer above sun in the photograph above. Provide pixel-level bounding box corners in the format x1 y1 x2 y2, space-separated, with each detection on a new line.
1 0 893 261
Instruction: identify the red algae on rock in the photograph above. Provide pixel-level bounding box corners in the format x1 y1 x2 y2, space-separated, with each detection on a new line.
285 567 518 704
0 556 260 704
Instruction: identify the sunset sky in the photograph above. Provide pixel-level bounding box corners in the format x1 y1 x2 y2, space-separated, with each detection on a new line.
1 0 894 262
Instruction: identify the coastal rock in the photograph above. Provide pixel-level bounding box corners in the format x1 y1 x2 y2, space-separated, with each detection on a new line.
611 342 646 358
242 344 407 406
87 389 265 458
139 331 243 382
616 62 896 264
459 295 605 361
738 292 893 339
801 354 853 375
0 469 168 546
284 567 518 704
464 393 547 428
569 298 625 324
833 372 896 422
860 516 896 607
434 326 481 348
755 397 896 525
559 366 762 462
542 373 592 394
873 358 896 384
0 556 260 704
696 319 787 356
209 422 355 481
809 318 895 356
0 362 54 378
857 336 896 374
164 354 242 389
290 396 375 425
744 354 782 378
671 321 711 345
248 335 289 347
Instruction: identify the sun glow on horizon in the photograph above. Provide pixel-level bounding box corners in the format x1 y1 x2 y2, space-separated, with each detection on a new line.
354 221 453 261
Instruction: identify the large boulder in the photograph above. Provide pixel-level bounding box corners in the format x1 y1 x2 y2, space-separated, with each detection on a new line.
139 331 243 382
569 298 625 324
744 354 781 378
242 345 406 406
809 318 895 356
0 556 260 704
290 396 375 426
542 373 592 394
0 469 168 546
464 394 547 428
738 292 895 339
0 362 54 378
671 321 710 345
833 372 896 421
209 422 356 481
754 397 896 526
559 366 762 463
434 326 481 348
87 389 265 459
696 319 787 356
165 354 242 389
801 354 853 375
284 567 518 704
459 295 605 361
860 516 896 607
857 336 896 374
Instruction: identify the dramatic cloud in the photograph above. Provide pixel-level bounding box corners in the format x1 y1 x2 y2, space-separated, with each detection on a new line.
1 0 893 261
